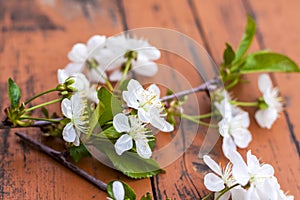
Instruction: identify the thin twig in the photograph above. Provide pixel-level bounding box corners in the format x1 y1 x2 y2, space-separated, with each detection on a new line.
159 77 221 102
15 132 107 192
0 118 62 129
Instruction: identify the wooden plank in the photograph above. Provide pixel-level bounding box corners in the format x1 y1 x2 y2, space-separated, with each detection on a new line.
193 0 300 198
122 0 219 199
246 0 300 159
0 0 152 199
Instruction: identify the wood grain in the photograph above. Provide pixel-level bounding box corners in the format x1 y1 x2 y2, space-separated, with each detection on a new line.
0 0 299 199
193 0 300 198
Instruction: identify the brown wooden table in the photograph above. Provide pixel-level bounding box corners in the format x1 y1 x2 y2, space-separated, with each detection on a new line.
0 0 299 199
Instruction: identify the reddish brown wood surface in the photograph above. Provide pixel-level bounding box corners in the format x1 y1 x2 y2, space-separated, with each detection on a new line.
0 0 299 199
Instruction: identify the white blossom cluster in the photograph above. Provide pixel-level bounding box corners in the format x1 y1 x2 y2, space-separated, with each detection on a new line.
203 150 293 200
54 35 290 198
113 79 173 159
205 73 287 199
57 35 161 147
214 74 282 157
59 34 160 83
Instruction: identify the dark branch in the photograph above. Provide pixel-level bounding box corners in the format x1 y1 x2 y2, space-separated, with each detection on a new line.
15 132 107 192
159 77 221 102
0 118 62 129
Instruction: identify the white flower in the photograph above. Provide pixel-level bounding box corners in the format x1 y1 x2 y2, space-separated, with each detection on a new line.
203 155 246 200
113 113 152 159
105 35 160 81
227 150 279 200
215 90 252 157
111 181 125 200
255 74 282 129
61 93 89 146
65 35 108 83
122 79 173 132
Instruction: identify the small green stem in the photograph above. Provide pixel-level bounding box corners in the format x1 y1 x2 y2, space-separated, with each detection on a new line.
25 98 63 112
181 114 218 128
230 100 258 107
24 88 58 105
189 112 215 119
93 67 114 91
202 192 214 200
216 183 240 200
20 117 61 123
120 58 132 85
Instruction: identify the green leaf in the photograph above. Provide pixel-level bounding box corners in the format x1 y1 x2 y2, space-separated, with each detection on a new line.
118 79 130 91
8 78 21 109
223 43 235 65
90 136 164 179
70 144 91 162
107 180 136 200
97 87 123 126
100 126 122 139
240 52 300 74
140 192 152 200
41 107 49 118
234 15 256 62
86 102 105 139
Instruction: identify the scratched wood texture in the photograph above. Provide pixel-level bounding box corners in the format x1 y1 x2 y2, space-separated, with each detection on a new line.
0 0 299 199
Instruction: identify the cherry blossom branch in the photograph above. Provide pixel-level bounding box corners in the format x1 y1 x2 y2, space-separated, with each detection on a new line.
0 78 221 129
15 131 108 192
159 77 221 102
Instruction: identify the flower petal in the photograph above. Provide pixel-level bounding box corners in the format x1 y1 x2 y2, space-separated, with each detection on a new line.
62 123 77 143
232 111 250 128
230 187 246 200
204 173 225 192
135 138 152 159
112 181 125 200
127 79 142 90
246 150 260 171
148 84 160 97
109 70 123 82
64 62 84 74
132 60 158 77
87 35 106 52
227 149 250 186
255 108 278 129
150 116 174 132
258 74 273 94
57 69 69 84
61 98 73 119
203 155 222 176
123 91 139 109
73 135 80 147
218 118 230 137
122 79 143 109
72 73 90 92
139 47 161 60
114 134 133 155
245 184 261 200
87 67 107 83
68 43 87 63
113 113 131 133
222 136 237 158
137 109 151 123
216 191 231 200
258 164 274 177
231 127 252 148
